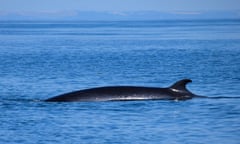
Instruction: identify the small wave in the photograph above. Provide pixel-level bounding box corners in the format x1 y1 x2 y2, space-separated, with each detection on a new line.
1 98 43 102
206 96 240 99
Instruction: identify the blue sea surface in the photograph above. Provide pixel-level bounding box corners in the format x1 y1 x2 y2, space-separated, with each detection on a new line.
0 20 240 144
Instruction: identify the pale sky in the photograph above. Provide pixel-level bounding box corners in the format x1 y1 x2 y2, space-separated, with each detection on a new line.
1 0 240 12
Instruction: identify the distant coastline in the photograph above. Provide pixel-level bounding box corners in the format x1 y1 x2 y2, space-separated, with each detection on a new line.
0 10 239 21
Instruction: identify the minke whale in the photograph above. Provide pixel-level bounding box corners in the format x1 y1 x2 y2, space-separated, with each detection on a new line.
45 79 206 102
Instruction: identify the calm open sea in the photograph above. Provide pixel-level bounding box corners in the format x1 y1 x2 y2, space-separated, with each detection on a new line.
0 20 240 144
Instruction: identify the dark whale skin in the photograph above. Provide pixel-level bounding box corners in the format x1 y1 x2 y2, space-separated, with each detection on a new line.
45 79 201 102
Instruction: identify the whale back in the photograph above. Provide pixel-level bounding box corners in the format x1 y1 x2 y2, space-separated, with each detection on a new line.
45 79 198 102
169 79 193 93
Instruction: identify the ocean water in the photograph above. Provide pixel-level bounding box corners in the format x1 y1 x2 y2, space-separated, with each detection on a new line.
0 20 240 144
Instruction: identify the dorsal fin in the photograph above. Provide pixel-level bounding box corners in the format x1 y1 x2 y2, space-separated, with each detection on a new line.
169 79 192 92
